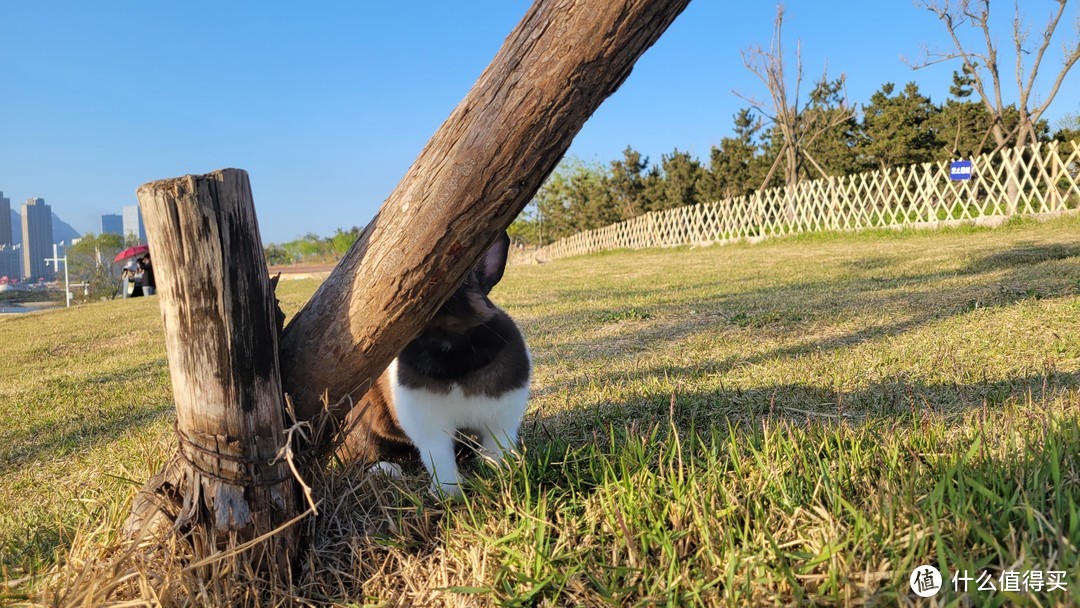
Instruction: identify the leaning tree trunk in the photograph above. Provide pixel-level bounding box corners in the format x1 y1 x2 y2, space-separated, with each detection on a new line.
126 170 299 573
279 0 692 446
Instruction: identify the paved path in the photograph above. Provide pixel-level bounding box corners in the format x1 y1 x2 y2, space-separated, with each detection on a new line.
268 263 335 280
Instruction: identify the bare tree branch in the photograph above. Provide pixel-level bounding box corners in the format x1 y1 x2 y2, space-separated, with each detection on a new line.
758 150 786 190
731 89 779 122
911 0 1078 150
737 3 853 189
801 148 832 180
911 1 1001 129
1026 1 1080 123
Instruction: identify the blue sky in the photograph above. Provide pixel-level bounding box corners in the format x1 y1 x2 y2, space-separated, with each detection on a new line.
1 1 1076 244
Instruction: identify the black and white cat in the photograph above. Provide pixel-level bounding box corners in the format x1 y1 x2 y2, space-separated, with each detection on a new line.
340 232 530 496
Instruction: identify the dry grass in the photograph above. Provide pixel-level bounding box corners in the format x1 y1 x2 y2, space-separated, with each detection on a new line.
2 215 1079 606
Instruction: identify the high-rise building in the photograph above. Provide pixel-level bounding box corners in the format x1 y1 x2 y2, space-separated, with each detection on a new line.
21 198 54 281
0 191 11 247
0 192 14 278
0 244 18 280
101 213 123 237
122 204 145 242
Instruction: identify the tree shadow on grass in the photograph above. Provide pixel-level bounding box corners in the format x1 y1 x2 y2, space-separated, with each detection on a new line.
184 237 1080 604
0 395 173 576
964 242 1080 273
235 237 1080 604
0 356 172 476
80 359 166 385
523 238 1079 397
528 368 1079 447
19 238 1078 599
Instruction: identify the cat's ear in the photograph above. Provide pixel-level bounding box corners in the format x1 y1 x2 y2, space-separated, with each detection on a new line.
475 232 510 294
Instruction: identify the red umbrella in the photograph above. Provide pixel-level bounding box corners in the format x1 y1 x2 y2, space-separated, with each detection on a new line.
114 244 149 263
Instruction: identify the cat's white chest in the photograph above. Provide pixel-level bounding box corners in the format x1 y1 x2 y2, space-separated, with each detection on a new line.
387 359 529 437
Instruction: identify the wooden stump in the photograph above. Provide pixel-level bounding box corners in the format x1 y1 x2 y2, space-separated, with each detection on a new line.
126 169 299 573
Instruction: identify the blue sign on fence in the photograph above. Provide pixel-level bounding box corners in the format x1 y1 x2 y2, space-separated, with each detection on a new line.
949 160 974 181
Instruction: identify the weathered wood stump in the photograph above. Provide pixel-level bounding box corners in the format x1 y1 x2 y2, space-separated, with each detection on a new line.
126 169 298 573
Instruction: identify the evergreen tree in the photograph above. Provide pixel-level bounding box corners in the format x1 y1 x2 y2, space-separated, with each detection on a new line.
528 158 617 243
706 109 764 199
1052 113 1080 144
506 211 539 247
570 161 620 228
531 165 576 244
657 149 706 210
932 100 1050 160
640 165 665 212
931 99 996 159
606 146 651 219
859 82 941 169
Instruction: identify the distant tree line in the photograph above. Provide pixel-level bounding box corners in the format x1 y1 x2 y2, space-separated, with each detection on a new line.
510 78 1078 247
510 0 1080 248
264 227 363 266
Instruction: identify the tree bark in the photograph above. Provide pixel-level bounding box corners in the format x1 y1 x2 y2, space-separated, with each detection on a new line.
127 169 298 572
279 0 692 440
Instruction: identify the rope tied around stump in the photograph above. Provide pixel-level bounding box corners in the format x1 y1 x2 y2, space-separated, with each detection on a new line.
174 424 295 488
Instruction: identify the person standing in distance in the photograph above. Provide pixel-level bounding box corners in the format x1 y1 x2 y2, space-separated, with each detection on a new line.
139 254 156 296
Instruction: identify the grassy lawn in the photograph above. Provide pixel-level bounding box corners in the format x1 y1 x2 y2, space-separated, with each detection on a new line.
1 215 1079 605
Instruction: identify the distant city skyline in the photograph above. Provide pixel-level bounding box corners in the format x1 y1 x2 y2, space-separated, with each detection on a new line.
0 198 137 281
0 245 16 280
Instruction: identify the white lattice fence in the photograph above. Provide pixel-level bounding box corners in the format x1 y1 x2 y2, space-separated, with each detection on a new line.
527 140 1080 263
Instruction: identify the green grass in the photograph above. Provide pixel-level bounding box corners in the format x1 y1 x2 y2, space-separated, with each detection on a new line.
2 215 1079 605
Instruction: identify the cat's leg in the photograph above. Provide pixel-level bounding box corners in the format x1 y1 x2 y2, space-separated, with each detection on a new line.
395 404 462 496
479 386 529 466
